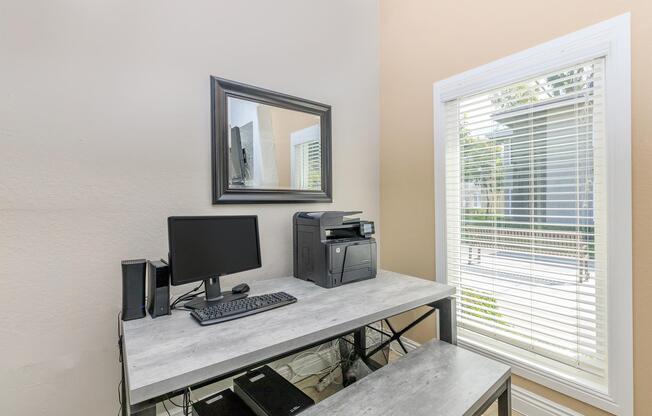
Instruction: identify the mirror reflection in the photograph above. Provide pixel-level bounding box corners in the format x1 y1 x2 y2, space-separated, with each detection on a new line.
227 97 322 190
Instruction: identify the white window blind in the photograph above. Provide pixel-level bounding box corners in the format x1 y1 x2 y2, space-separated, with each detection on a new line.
295 139 321 189
444 59 607 381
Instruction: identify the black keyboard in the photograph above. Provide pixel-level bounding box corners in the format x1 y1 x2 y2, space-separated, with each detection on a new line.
191 292 297 326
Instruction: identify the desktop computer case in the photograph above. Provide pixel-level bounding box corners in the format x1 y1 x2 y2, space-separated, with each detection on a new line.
192 388 256 416
148 260 171 318
233 366 314 416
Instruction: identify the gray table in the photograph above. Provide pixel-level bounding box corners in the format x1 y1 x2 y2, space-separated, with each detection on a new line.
301 339 511 416
120 270 456 415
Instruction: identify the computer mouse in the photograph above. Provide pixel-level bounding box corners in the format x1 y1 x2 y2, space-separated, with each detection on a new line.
232 283 250 294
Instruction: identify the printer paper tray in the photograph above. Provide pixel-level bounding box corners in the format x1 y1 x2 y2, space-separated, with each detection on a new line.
341 266 374 284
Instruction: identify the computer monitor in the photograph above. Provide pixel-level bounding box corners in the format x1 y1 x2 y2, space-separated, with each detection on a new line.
229 126 246 185
168 216 262 309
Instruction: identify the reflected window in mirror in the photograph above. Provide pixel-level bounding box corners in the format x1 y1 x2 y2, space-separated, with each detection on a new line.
291 124 321 190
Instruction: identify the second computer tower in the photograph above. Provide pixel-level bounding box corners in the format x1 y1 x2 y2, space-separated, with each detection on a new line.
234 366 314 416
148 260 170 318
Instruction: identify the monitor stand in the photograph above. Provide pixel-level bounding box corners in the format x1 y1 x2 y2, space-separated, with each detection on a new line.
184 276 247 310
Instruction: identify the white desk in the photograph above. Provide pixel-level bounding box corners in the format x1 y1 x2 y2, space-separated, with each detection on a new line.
120 270 455 415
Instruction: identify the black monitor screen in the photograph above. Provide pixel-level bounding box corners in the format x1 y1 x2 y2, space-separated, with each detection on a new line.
168 216 261 286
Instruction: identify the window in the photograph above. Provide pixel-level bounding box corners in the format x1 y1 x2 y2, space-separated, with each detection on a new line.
434 15 631 415
295 139 321 189
291 124 322 190
445 58 606 377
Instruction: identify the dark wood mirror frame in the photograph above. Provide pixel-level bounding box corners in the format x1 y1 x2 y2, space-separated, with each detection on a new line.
211 77 332 204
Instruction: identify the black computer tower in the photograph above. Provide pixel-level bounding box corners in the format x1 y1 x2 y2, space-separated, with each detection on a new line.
192 389 256 416
234 366 314 416
121 259 147 321
147 260 170 318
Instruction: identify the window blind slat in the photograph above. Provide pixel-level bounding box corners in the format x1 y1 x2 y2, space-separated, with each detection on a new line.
453 288 604 323
445 156 599 176
448 259 603 282
446 252 602 274
456 313 604 356
454 293 604 327
459 61 603 106
458 81 602 116
456 90 602 124
452 106 598 134
462 323 605 377
452 103 599 130
456 302 605 346
458 316 605 376
447 218 596 228
450 272 602 302
448 231 597 246
455 167 598 182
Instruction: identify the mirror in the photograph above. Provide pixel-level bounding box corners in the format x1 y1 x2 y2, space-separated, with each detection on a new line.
227 97 322 190
211 77 332 203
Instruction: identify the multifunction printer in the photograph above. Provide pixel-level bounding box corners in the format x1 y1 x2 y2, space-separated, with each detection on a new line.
293 211 376 288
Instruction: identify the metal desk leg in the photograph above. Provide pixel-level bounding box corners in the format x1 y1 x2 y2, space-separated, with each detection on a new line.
354 327 367 357
430 297 457 345
498 378 512 416
120 358 128 416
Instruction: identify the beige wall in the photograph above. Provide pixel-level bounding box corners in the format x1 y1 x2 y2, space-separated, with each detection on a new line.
0 1 379 415
379 0 651 415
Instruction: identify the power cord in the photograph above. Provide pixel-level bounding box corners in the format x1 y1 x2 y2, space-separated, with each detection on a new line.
286 337 363 393
165 394 184 408
182 387 195 415
161 401 172 416
170 281 205 310
285 341 337 378
116 311 123 416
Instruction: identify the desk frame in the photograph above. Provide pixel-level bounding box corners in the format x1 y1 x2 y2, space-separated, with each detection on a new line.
120 297 457 416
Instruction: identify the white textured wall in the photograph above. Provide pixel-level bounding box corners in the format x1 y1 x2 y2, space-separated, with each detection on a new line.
0 1 379 414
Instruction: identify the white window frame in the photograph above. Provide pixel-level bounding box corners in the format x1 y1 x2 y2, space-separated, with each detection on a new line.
433 14 632 415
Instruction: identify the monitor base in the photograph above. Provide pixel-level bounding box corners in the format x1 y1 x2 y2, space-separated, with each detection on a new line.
183 276 248 310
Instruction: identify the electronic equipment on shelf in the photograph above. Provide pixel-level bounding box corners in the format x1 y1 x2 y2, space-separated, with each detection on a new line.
234 365 314 416
190 292 297 326
148 260 171 318
192 388 255 416
121 259 147 321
